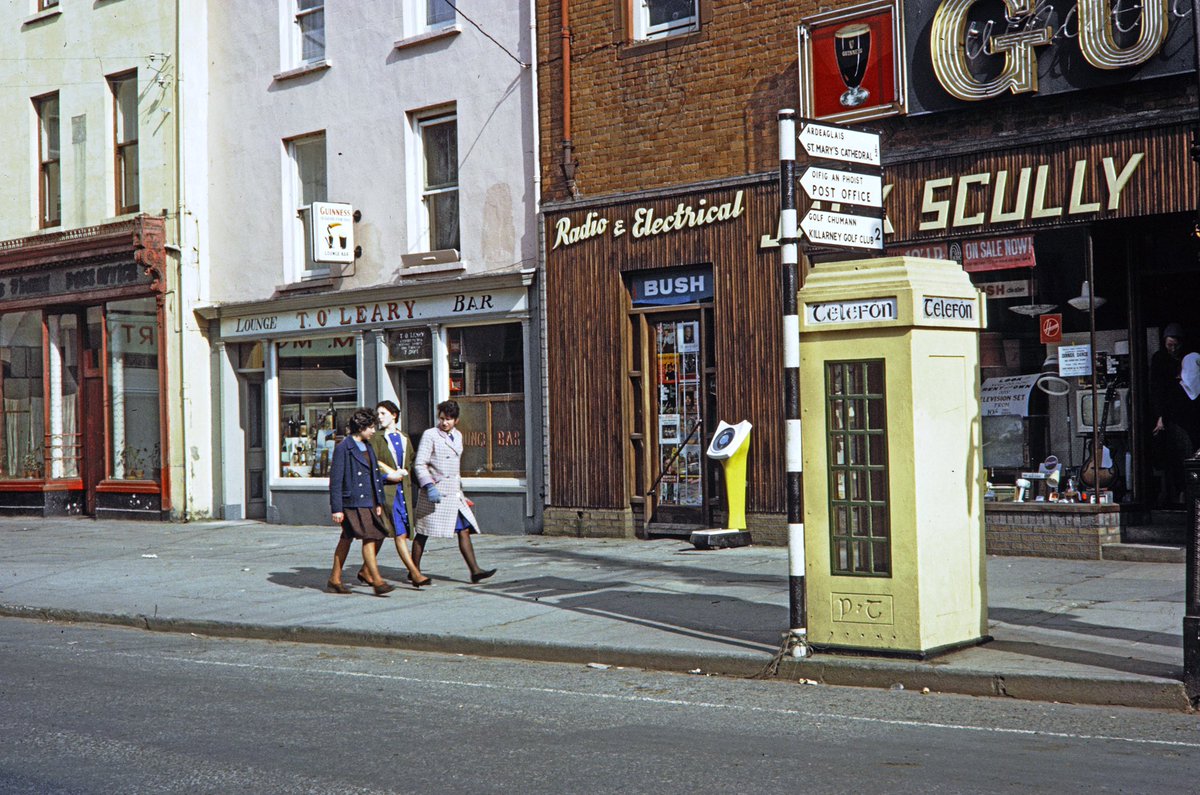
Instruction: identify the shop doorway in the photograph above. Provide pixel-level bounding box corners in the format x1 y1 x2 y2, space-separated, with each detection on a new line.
241 374 266 519
390 365 434 449
629 308 716 530
1132 265 1200 513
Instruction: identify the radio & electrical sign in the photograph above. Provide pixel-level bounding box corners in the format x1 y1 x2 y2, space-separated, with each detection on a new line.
551 190 746 249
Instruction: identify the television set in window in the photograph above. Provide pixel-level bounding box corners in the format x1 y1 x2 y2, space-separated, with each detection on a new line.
1075 388 1128 434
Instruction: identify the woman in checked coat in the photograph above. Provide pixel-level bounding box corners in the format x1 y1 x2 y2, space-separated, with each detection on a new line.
411 400 496 583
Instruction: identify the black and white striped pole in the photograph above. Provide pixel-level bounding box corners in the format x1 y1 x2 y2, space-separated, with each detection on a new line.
779 109 810 658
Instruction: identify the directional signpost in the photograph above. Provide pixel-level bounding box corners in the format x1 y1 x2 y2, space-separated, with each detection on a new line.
796 120 884 253
800 208 883 250
797 121 881 167
798 167 882 208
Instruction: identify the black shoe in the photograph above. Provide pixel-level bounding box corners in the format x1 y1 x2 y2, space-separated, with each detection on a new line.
470 568 497 584
372 582 396 596
327 580 352 594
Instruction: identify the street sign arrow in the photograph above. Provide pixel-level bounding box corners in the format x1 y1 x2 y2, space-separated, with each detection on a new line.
800 208 883 251
798 122 880 167
799 166 883 208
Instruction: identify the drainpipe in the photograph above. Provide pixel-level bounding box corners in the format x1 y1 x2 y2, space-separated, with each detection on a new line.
529 0 542 210
560 0 577 197
173 0 189 518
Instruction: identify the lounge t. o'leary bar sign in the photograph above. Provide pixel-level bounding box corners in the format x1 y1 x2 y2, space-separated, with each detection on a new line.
903 0 1195 115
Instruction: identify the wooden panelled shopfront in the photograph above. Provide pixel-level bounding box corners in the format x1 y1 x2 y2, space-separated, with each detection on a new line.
543 118 1200 549
0 215 170 519
543 180 791 540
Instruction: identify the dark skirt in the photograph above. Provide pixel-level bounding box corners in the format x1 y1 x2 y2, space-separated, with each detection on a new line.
340 507 388 542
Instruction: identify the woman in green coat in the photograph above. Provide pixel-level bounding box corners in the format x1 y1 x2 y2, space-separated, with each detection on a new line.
363 400 431 588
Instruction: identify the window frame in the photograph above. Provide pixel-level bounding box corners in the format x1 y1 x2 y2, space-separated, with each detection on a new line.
293 0 325 66
631 0 700 42
34 91 60 229
413 110 460 254
38 0 59 10
108 70 139 215
284 131 329 282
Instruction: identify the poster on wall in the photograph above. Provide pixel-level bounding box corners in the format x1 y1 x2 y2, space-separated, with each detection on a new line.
658 353 680 385
678 477 702 506
681 352 699 382
798 0 905 123
680 384 699 416
678 321 699 353
659 414 681 445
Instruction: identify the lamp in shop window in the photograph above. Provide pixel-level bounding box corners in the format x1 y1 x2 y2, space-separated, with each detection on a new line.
1067 280 1106 311
1036 354 1070 396
1008 276 1056 316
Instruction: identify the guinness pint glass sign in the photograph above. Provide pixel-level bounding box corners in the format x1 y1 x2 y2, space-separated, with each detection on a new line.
835 23 871 108
799 0 905 123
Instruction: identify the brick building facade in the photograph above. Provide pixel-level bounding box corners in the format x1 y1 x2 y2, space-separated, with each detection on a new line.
538 0 1200 555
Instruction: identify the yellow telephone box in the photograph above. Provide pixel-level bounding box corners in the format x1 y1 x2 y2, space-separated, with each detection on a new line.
797 256 988 656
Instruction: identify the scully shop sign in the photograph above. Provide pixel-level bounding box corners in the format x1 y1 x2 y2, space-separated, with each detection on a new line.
884 125 1191 239
219 287 528 339
550 190 746 250
903 0 1196 115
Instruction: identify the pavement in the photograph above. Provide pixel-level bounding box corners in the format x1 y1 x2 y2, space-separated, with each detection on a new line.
0 517 1193 712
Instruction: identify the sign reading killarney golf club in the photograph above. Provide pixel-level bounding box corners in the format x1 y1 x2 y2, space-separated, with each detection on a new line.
801 208 884 250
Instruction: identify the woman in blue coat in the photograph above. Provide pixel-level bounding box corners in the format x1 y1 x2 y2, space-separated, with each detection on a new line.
326 407 395 596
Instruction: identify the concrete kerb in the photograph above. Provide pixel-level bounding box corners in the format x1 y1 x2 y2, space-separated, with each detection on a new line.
775 657 1193 712
2 602 1192 711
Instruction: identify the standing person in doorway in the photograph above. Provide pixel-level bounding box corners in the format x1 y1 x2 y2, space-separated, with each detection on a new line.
326 408 395 596
411 400 496 584
1150 323 1191 505
365 400 431 588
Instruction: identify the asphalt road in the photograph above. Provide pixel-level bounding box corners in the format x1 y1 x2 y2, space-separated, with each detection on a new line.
1 618 1198 794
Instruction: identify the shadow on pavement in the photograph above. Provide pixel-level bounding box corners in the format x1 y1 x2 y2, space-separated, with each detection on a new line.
985 639 1181 679
478 575 783 652
506 544 781 588
989 607 1180 648
267 566 339 593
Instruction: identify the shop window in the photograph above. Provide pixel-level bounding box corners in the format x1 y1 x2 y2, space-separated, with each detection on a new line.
632 0 699 41
107 298 160 481
414 111 459 253
277 336 357 478
109 71 139 214
34 92 60 229
0 312 45 479
286 132 328 280
447 324 524 476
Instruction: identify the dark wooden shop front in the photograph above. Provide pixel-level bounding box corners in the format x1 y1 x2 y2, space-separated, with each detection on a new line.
543 179 788 540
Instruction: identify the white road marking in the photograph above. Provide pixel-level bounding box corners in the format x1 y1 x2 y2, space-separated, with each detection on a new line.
106 649 1200 751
